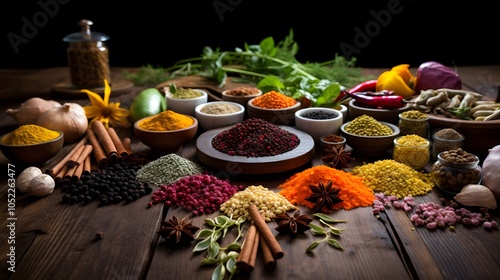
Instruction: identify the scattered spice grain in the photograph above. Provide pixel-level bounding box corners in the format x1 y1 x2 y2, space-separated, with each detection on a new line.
277 165 375 212
344 115 393 136
351 159 434 199
211 117 300 157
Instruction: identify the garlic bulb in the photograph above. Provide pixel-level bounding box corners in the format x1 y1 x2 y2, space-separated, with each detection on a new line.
36 103 88 143
27 174 55 196
454 184 497 209
16 166 43 193
5 97 61 125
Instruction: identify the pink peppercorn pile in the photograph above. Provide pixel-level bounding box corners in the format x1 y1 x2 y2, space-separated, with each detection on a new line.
148 173 245 215
211 117 300 157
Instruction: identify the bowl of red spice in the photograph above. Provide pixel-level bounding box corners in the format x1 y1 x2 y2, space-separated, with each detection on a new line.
247 91 301 126
221 86 262 108
0 124 64 166
134 110 198 153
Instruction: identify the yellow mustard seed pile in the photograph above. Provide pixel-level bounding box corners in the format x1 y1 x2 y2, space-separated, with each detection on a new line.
219 185 296 222
400 110 428 120
344 115 393 136
350 159 434 198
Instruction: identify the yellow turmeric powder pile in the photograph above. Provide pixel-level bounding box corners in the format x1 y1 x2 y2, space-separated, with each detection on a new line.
277 165 375 212
138 110 194 131
1 124 60 145
351 159 434 199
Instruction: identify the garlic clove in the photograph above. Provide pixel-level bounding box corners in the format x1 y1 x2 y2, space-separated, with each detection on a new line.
454 184 497 209
27 174 55 196
16 166 43 193
5 97 61 125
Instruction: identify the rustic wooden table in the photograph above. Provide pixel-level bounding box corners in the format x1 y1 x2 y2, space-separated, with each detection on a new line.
1 66 499 280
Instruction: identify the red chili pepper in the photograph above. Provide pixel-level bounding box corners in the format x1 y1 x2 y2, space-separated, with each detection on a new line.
348 80 378 94
348 92 405 109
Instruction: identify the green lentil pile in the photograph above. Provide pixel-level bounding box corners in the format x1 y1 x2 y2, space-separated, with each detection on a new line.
344 115 393 136
351 159 434 198
136 154 204 186
219 185 297 222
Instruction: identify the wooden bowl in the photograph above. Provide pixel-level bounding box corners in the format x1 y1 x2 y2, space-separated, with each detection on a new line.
134 115 198 153
340 121 400 157
427 114 500 161
247 98 301 126
0 130 64 166
348 99 411 125
221 87 263 108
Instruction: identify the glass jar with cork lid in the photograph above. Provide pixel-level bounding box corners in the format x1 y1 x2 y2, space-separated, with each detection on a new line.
63 19 110 88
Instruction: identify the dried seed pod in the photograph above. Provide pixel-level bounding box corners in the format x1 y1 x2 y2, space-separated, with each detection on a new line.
454 184 497 209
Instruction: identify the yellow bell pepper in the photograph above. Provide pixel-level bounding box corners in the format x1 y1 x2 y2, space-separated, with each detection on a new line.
376 64 416 98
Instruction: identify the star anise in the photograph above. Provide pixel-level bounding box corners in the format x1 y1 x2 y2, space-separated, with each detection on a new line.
321 146 354 169
273 209 313 235
305 181 343 211
157 215 200 243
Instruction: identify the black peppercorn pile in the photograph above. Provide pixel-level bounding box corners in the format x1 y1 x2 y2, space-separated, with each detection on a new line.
59 161 152 206
300 110 337 120
211 117 300 157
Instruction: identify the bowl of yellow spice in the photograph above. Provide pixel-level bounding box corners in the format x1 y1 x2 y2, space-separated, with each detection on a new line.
134 110 198 153
0 124 64 165
340 115 400 157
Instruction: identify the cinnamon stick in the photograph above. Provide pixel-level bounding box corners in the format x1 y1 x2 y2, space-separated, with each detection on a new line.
83 155 92 175
259 234 276 270
91 120 117 161
106 127 129 159
86 128 109 168
72 159 85 181
122 137 133 154
247 204 284 259
248 228 260 271
46 136 87 177
67 144 85 168
236 223 258 272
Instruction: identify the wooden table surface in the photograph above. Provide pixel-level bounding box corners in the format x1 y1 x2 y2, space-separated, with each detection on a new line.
1 66 499 280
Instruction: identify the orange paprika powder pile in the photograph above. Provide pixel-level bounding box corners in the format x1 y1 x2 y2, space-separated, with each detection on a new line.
252 91 297 109
277 165 375 212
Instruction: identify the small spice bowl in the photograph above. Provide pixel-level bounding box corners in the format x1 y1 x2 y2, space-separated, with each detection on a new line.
246 98 301 126
320 134 346 151
0 130 64 166
221 87 263 108
165 88 208 116
340 121 400 157
348 99 410 125
134 115 198 153
294 107 343 142
194 101 245 131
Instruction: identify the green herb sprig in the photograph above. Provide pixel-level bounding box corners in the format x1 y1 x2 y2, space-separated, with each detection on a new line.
306 213 348 253
193 215 246 280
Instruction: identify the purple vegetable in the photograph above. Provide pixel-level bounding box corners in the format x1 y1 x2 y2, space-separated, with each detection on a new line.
414 61 462 93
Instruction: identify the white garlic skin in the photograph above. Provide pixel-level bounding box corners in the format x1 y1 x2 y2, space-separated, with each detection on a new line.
16 166 43 193
454 184 497 210
27 174 55 196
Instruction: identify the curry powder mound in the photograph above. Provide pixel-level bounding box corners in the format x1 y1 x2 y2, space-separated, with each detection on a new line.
1 124 60 145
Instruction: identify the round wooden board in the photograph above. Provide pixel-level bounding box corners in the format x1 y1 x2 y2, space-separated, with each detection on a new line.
51 79 134 98
196 125 315 175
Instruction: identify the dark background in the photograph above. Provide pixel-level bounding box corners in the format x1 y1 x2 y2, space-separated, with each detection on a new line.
2 0 498 69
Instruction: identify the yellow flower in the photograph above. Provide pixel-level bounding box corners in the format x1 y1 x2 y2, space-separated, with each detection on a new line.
81 80 130 128
376 64 416 98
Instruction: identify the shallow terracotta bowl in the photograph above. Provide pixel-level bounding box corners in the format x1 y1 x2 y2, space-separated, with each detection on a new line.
0 130 64 165
340 121 400 157
134 115 198 153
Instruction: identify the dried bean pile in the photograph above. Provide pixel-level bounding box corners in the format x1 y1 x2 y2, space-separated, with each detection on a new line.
60 161 152 206
211 117 300 157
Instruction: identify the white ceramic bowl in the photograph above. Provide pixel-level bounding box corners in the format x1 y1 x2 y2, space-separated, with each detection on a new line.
195 101 245 131
340 121 400 157
165 88 208 116
294 107 343 142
